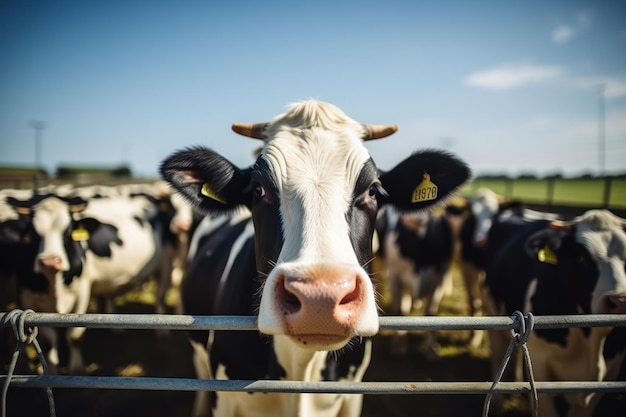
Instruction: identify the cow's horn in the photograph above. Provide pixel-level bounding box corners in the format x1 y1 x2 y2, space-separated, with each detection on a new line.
362 124 399 141
232 123 267 139
549 219 573 231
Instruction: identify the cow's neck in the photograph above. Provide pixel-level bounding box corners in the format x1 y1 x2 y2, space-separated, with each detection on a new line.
273 335 329 381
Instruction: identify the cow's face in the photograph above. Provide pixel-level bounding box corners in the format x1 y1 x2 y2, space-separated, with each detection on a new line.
469 188 500 246
574 210 626 315
6 196 96 284
161 100 471 351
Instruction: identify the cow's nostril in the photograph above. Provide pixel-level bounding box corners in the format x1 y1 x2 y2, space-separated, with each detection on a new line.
339 278 360 305
277 279 301 314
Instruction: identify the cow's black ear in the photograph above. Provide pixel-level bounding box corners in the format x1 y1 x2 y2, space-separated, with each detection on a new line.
159 146 251 214
378 150 471 212
524 228 562 264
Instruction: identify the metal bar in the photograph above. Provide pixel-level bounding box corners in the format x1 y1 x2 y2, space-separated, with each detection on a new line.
2 375 626 395
1 313 625 331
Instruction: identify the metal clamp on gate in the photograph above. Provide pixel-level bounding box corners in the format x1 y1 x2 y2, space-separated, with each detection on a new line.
1 309 56 417
482 310 538 417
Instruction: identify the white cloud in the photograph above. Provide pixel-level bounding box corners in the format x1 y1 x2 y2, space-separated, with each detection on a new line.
464 65 564 91
552 25 574 44
551 11 592 45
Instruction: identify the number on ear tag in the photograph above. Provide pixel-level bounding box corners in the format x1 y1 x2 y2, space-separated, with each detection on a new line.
201 183 226 204
538 245 558 264
71 225 90 242
412 172 438 203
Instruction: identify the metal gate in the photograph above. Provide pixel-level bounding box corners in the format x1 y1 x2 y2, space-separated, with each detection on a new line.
2 310 626 417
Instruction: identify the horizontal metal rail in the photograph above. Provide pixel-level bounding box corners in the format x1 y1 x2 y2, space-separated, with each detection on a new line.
1 311 625 398
2 312 625 331
2 375 626 395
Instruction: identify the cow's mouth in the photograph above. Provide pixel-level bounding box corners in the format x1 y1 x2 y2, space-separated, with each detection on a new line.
288 334 350 349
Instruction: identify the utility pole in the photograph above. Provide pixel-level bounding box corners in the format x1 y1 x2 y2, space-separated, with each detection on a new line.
597 84 605 176
30 120 46 190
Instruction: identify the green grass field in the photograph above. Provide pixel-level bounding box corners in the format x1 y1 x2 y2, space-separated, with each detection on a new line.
462 177 626 209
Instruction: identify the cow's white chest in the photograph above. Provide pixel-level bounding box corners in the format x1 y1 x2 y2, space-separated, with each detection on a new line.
210 336 370 417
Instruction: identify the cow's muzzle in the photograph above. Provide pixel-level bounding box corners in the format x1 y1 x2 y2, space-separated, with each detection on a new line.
599 293 626 315
37 255 63 277
259 263 379 350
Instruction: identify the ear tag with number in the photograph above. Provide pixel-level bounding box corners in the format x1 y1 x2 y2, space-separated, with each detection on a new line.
412 172 438 203
71 225 90 242
201 183 226 204
538 245 558 264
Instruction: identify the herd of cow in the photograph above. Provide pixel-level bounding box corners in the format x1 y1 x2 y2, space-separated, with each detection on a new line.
1 100 625 417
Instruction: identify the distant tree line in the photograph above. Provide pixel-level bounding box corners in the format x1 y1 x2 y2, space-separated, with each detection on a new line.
55 165 132 179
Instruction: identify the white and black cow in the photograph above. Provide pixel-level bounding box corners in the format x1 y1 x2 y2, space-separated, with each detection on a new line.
160 100 471 417
483 209 626 417
5 193 166 374
375 207 455 357
456 188 563 347
117 181 199 314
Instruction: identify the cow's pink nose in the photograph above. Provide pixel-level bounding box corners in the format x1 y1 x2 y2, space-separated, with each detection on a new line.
38 256 62 272
276 266 363 346
601 293 626 314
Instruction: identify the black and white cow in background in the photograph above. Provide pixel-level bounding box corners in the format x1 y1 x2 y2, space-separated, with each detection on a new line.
483 209 626 417
1 189 38 306
4 193 166 374
375 206 455 357
160 100 471 417
456 188 563 347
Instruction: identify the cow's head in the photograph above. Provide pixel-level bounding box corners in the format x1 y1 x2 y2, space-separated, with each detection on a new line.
526 209 626 317
5 195 92 284
161 100 470 350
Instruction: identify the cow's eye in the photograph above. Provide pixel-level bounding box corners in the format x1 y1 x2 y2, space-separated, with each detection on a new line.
253 184 265 199
367 182 385 200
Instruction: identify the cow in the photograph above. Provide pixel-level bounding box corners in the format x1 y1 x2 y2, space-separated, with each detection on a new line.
455 188 563 347
4 193 166 374
375 207 455 357
66 181 197 315
160 99 471 417
482 208 626 417
116 181 198 314
1 188 40 369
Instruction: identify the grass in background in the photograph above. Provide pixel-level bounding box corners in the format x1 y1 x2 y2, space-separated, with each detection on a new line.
463 177 626 208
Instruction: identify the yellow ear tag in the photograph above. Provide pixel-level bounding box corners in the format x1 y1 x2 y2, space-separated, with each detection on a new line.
201 183 226 204
412 172 438 203
71 225 90 242
538 245 558 264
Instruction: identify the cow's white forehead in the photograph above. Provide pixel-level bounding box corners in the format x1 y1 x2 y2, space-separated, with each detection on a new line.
259 101 372 263
32 198 71 230
575 210 626 261
260 100 371 195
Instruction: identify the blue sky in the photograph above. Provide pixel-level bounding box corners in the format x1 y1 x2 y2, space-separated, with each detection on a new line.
1 0 625 179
